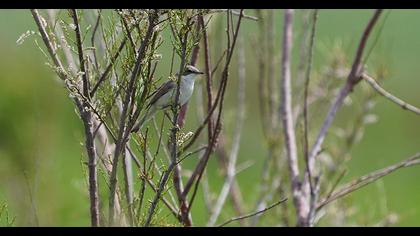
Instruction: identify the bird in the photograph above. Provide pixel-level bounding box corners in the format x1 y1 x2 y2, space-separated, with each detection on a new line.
131 65 204 133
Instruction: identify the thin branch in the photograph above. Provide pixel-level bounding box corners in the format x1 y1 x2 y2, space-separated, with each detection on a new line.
281 9 308 226
323 168 348 202
199 14 214 144
122 144 134 226
211 50 227 77
144 24 190 227
71 9 100 227
31 9 67 81
213 138 246 223
254 9 269 139
297 10 311 85
182 9 244 198
171 29 192 227
184 10 245 218
71 9 90 99
317 152 420 210
218 198 288 227
119 12 137 55
302 9 319 226
90 9 102 71
176 145 208 165
171 16 203 227
362 73 420 115
92 119 126 226
209 9 258 21
90 37 128 97
195 18 246 221
207 34 246 226
109 10 158 225
46 9 77 75
267 9 278 131
307 10 383 181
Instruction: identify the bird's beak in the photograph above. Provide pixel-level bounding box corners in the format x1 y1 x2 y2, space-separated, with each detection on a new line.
197 71 204 75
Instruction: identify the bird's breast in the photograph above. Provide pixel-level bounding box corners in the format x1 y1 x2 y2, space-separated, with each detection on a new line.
179 81 194 105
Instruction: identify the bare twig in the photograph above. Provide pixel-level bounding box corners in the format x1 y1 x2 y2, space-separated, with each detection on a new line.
172 28 193 227
307 10 383 182
207 34 246 226
122 144 134 226
22 171 39 226
267 10 278 132
280 9 308 226
197 17 245 219
71 9 90 99
31 9 67 81
302 9 319 226
211 50 227 77
317 152 420 210
144 23 190 227
297 10 311 85
254 9 269 137
362 73 420 115
71 9 100 227
90 9 102 71
182 9 244 199
218 198 288 227
183 11 245 219
90 37 128 97
209 9 258 21
46 9 77 74
171 16 203 226
199 14 215 145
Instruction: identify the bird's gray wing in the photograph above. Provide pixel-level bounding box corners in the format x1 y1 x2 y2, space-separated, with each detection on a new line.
146 80 176 109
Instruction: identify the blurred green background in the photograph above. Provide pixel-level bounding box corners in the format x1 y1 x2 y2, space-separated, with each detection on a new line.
0 9 419 226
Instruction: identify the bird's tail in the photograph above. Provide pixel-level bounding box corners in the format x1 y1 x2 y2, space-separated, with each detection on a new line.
131 106 157 133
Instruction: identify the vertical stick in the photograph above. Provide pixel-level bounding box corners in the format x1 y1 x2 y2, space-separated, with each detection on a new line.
280 9 309 226
71 9 100 227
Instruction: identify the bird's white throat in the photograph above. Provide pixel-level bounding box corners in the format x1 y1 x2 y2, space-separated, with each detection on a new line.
178 73 198 105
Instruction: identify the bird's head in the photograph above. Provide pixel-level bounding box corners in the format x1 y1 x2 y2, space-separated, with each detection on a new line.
176 65 204 80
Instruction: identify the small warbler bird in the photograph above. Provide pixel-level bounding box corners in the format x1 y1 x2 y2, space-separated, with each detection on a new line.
131 65 204 132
